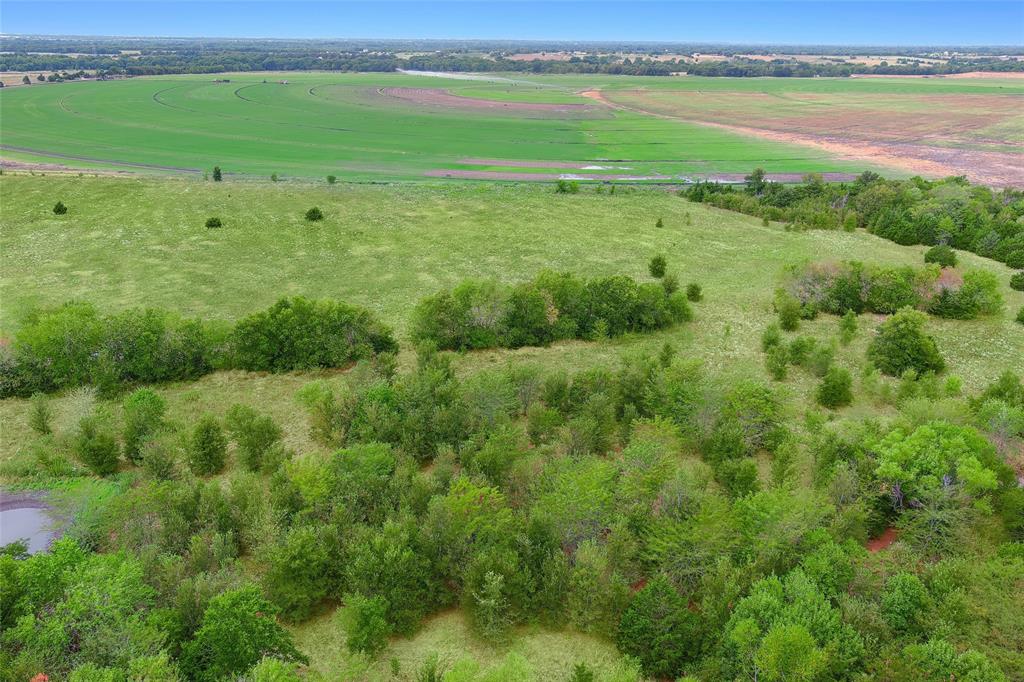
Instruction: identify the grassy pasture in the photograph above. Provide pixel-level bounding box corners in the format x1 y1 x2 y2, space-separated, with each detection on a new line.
0 72 876 180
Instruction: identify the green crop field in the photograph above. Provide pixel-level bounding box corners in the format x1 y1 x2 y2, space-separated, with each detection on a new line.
0 72 890 181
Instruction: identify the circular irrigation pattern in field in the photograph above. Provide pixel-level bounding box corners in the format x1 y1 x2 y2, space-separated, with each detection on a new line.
0 72 871 181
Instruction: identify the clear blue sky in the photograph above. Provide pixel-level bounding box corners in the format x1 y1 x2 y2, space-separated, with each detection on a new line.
1 1 1022 45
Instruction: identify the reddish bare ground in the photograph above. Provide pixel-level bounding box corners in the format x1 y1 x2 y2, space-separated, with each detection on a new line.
867 527 899 553
376 87 602 116
425 168 858 182
580 89 1024 187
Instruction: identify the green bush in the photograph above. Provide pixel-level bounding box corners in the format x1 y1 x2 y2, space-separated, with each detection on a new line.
765 345 788 381
1011 271 1024 291
1017 306 1024 325
304 206 323 221
211 166 222 181
867 308 945 377
52 201 67 215
344 593 391 656
28 393 52 435
685 282 702 302
881 572 928 635
661 273 680 295
326 175 337 184
73 414 120 476
527 402 563 445
617 575 700 679
774 290 801 331
761 323 782 351
648 255 667 278
187 415 227 476
205 217 222 228
924 244 957 268
816 366 853 409
122 388 166 463
230 296 397 372
264 524 339 622
555 179 579 194
225 404 282 472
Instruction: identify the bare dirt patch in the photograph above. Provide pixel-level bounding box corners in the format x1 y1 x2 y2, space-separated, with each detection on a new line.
376 87 602 117
867 527 899 553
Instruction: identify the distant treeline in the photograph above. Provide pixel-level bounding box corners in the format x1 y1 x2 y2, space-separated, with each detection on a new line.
2 37 1021 77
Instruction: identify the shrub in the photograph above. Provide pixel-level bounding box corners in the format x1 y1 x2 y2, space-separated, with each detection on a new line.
140 439 177 481
838 309 857 345
211 166 222 181
648 255 667 278
765 345 788 381
685 282 702 302
225 404 282 472
924 244 957 268
28 393 52 435
187 415 227 476
122 388 166 463
230 297 396 372
761 323 782 352
527 402 563 445
344 593 390 656
52 201 67 215
661 273 680 295
1017 306 1024 325
881 572 928 635
264 524 339 621
816 366 853 409
617 575 700 679
304 206 323 221
270 173 279 182
774 290 801 331
73 414 120 476
326 175 337 184
1011 271 1024 291
867 308 945 377
555 179 579 194
655 217 664 228
205 217 222 228
181 585 306 681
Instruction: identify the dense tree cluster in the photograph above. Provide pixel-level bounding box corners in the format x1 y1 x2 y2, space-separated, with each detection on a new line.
411 270 694 351
0 297 396 398
685 173 1024 270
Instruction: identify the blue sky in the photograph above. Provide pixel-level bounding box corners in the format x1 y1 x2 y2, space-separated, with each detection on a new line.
1 1 1022 45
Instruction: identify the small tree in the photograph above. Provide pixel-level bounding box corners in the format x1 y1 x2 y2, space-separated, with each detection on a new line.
1010 271 1024 292
225 403 282 472
305 206 323 221
765 345 788 381
881 572 928 635
212 166 223 182
661 273 680 295
122 388 166 463
867 307 945 377
924 244 957 268
555 179 579 194
73 414 120 476
22 75 31 85
344 593 390 656
187 414 227 476
617 574 700 679
1017 306 1024 325
28 393 53 435
205 217 222 228
326 175 337 184
270 173 279 182
816 366 853 409
655 217 664 228
471 571 512 644
37 74 45 82
52 201 67 215
775 290 802 332
648 255 667 278
686 283 702 302
838 309 857 345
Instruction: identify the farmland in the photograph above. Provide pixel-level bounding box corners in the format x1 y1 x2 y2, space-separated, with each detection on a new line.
5 71 1021 183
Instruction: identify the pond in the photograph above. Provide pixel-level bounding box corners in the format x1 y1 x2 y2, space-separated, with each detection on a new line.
0 494 61 554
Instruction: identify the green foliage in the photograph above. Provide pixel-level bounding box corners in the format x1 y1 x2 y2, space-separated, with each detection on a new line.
816 366 853 409
648 255 667 278
765 344 788 381
186 414 227 476
881 571 928 634
211 166 222 181
469 571 512 644
230 296 397 372
28 392 52 435
182 585 307 681
867 307 945 377
874 421 1002 509
924 244 957 267
343 593 391 657
838 309 857 345
304 206 323 221
53 200 68 215
73 413 120 476
326 174 337 184
555 179 579 194
225 404 282 472
617 575 700 679
205 216 222 228
899 639 1007 682
685 282 702 302
263 523 339 622
774 289 801 331
1018 305 1024 325
122 388 166 463
1010 271 1024 291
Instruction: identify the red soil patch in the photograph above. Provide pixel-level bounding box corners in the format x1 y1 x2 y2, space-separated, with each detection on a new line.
867 527 899 553
376 87 601 116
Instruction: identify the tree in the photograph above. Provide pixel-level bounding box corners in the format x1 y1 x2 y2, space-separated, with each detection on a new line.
205 217 222 228
774 290 801 331
881 572 928 635
122 388 166 463
225 404 281 472
343 593 390 656
37 74 45 81
816 366 853 409
867 307 944 376
1010 271 1024 292
211 166 222 181
754 623 826 682
53 201 68 215
304 206 323 221
686 283 702 302
924 244 957 268
838 309 857 345
22 75 31 85
186 414 226 476
655 217 664 228
617 574 700 679
181 585 307 681
470 571 512 644
326 175 337 184
648 255 667 278
28 393 52 435
746 167 768 195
